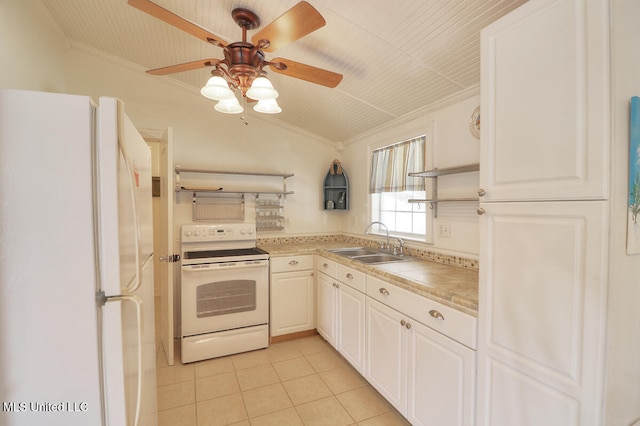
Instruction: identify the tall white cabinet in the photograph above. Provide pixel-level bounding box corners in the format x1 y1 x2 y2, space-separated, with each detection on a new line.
477 0 610 425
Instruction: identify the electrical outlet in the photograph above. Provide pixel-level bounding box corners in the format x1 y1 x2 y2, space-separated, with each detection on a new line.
439 221 451 238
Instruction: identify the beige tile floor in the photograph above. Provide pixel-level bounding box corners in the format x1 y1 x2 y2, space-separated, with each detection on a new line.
155 335 411 426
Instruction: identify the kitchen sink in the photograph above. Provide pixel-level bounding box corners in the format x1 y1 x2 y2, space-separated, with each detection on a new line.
329 247 417 264
329 247 380 257
351 253 409 263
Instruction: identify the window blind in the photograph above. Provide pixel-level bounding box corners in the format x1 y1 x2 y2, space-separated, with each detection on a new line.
369 135 426 193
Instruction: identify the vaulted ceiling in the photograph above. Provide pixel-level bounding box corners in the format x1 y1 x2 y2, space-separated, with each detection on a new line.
41 0 528 142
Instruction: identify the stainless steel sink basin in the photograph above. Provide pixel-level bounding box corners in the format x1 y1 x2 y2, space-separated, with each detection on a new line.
329 247 380 257
329 247 417 264
351 254 408 264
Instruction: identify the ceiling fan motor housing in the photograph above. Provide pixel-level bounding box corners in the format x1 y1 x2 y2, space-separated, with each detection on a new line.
223 42 267 95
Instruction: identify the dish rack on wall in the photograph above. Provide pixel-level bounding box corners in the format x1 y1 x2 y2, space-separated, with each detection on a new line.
255 194 285 232
174 166 293 228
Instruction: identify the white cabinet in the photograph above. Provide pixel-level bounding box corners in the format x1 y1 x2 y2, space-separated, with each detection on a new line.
477 201 607 426
316 270 337 345
408 317 475 426
477 0 611 424
366 277 476 426
270 255 315 338
366 297 407 410
479 0 609 202
316 257 366 374
336 281 366 373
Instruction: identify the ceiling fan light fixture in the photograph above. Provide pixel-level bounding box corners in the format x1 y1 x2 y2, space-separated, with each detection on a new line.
253 99 282 114
214 96 244 114
201 75 235 100
246 76 279 101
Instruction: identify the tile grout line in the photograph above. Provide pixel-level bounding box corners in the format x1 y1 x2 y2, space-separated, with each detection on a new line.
156 336 404 425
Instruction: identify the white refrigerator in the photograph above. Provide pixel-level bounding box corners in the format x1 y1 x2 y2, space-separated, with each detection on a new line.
0 89 158 425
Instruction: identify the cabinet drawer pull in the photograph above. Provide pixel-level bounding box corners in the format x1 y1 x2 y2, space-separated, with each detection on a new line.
428 310 444 320
346 273 354 280
379 288 389 296
289 260 299 265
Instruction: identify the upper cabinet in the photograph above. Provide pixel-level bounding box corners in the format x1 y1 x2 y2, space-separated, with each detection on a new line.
479 0 610 202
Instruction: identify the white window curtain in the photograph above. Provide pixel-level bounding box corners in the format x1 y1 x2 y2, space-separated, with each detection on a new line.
369 135 426 193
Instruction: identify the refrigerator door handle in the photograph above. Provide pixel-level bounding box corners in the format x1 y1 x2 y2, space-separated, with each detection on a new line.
120 143 142 294
105 294 143 426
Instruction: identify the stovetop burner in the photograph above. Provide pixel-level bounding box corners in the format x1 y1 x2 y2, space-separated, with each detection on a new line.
180 224 269 265
184 247 268 260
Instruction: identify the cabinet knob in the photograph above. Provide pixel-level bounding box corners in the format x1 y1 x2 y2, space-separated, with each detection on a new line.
323 263 328 268
478 189 486 196
289 260 299 265
477 208 486 215
346 273 354 280
400 319 406 326
428 309 445 320
405 322 412 329
379 288 389 296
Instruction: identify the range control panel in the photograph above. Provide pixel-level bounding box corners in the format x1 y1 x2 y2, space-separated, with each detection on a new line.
181 224 256 243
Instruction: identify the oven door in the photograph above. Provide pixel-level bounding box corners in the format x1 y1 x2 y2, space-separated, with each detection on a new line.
181 259 269 337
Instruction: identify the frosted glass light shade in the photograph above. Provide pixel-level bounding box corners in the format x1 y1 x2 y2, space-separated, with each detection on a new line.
201 76 235 100
246 77 279 100
253 99 282 114
214 97 244 114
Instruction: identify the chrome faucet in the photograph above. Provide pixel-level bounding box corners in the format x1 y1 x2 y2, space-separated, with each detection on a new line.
394 237 405 256
365 221 389 251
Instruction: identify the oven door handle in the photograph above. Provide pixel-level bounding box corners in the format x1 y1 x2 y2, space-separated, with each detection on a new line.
182 261 269 271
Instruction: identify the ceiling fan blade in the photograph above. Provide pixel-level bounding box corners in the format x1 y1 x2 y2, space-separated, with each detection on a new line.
269 58 343 88
146 59 222 75
251 2 325 52
128 0 227 47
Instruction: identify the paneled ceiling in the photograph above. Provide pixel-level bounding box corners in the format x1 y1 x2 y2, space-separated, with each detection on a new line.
41 0 528 142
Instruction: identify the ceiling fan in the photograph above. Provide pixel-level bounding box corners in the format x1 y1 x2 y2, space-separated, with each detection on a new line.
128 0 343 113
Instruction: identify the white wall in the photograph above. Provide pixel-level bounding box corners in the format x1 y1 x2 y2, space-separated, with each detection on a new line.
605 0 640 423
341 92 481 258
0 0 66 92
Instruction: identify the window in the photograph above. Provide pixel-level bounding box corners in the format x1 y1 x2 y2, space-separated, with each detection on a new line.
369 135 429 240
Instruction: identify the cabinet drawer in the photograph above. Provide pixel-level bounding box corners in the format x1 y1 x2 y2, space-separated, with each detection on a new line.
367 276 477 349
316 256 337 278
337 264 366 293
271 255 314 273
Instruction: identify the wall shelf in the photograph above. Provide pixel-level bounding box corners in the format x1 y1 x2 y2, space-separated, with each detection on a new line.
323 160 349 210
408 163 479 218
175 166 294 196
175 166 293 225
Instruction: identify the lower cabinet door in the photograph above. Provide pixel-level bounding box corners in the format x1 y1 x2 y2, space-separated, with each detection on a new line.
337 283 366 374
316 271 336 345
407 320 476 426
270 270 314 337
365 298 407 414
